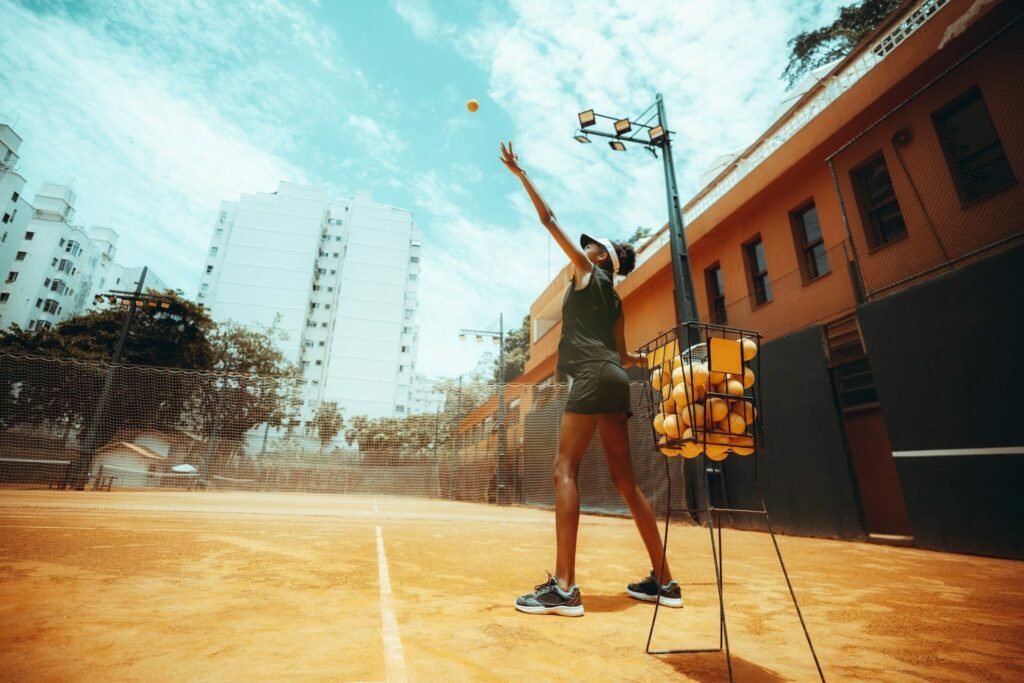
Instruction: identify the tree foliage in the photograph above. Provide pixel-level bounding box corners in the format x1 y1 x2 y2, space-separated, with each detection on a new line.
494 315 530 383
312 401 343 453
626 226 653 245
781 0 902 87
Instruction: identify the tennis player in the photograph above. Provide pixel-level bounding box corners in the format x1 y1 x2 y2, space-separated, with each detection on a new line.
500 141 682 616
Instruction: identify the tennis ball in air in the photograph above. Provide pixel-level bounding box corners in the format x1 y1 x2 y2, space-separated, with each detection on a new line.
467 99 479 112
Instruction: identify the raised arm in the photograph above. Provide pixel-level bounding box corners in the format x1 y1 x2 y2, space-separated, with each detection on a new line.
500 141 591 277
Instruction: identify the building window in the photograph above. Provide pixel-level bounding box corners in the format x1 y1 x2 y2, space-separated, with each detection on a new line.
329 269 336 275
318 341 325 347
10 191 18 202
200 283 209 294
25 231 33 240
307 320 317 328
36 298 42 308
409 274 417 281
1 231 6 242
5 272 16 283
0 293 8 303
324 304 330 309
932 86 1016 205
790 202 829 281
401 345 409 352
327 287 334 292
321 322 328 328
43 299 59 314
332 252 339 258
851 152 906 248
315 360 322 366
206 265 213 274
743 237 772 306
704 263 726 324
209 247 218 256
15 251 26 261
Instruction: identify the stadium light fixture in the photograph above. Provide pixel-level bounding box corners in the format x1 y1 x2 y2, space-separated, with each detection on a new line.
609 140 627 151
574 130 592 144
614 118 631 135
649 124 666 145
578 109 596 128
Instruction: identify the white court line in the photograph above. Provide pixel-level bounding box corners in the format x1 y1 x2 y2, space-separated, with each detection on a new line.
892 446 1024 458
375 526 406 683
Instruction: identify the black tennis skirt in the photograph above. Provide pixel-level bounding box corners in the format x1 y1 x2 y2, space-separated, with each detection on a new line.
564 361 633 417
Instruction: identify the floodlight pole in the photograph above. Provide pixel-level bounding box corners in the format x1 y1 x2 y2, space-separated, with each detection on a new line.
655 94 698 325
575 94 698 324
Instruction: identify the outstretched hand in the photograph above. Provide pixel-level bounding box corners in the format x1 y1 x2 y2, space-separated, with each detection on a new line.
499 141 525 177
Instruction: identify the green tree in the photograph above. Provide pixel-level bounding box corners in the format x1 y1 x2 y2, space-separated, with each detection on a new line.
494 315 530 383
781 0 902 87
312 401 343 454
626 226 652 245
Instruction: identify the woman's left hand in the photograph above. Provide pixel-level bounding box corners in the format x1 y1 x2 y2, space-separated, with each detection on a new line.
624 352 646 369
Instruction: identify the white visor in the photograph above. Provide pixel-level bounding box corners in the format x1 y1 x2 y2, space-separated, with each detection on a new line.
580 233 620 274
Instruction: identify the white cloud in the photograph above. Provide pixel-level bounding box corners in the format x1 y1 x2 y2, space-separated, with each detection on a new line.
391 0 458 43
0 1 349 294
411 171 552 377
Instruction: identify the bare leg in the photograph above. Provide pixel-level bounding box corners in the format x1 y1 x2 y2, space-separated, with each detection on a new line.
554 411 600 592
598 412 674 584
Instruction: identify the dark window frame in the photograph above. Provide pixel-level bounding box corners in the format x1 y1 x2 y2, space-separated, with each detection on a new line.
742 235 772 307
704 262 727 324
789 200 831 283
850 151 907 250
932 85 1017 207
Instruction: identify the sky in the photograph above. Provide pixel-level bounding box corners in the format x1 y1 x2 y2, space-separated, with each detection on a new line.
0 0 844 379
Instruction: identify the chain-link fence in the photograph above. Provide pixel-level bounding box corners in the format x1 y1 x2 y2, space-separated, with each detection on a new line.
828 10 1024 300
0 353 685 517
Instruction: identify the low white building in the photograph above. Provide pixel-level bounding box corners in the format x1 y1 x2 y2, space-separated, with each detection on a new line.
407 374 447 415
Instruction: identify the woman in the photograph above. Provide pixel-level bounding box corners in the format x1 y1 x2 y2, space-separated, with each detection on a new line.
500 141 681 617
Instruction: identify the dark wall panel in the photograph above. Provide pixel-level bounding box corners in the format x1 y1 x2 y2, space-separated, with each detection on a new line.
858 242 1024 558
723 326 864 539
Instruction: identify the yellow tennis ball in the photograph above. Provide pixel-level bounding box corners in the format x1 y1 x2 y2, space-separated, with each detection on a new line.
741 367 755 389
725 413 747 434
680 428 704 459
707 397 729 423
730 401 756 423
705 444 729 461
724 379 745 397
709 369 726 385
663 413 683 439
729 435 755 455
740 337 757 361
650 367 664 391
690 362 710 387
466 99 479 112
653 412 665 435
680 403 705 428
671 382 688 407
657 436 684 457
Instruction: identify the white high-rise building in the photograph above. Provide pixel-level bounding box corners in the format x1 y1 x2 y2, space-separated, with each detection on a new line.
198 182 421 421
0 182 166 331
0 124 31 301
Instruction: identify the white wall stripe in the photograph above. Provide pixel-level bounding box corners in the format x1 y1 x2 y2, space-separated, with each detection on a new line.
376 526 406 683
893 447 1024 458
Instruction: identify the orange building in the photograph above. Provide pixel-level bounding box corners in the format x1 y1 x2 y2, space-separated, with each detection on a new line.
516 0 1024 557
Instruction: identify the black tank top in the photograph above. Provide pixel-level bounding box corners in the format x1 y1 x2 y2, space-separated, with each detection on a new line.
557 265 622 375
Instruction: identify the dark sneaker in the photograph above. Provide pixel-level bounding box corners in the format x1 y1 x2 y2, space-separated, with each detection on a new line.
627 571 683 608
515 575 584 616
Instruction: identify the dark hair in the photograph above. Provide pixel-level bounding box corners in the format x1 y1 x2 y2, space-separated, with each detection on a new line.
598 240 636 276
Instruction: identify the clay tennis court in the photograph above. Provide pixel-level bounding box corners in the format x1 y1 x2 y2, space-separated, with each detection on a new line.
1 490 1022 682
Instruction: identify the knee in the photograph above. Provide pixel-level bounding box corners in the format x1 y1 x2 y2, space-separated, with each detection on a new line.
552 456 577 487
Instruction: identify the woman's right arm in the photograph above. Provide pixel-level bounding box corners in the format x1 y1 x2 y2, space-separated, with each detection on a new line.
500 141 591 277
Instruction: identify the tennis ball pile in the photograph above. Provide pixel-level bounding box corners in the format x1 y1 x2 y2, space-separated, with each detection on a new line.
651 337 758 460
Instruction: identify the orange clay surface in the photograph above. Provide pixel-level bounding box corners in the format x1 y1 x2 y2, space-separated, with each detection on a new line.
1 490 1023 682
